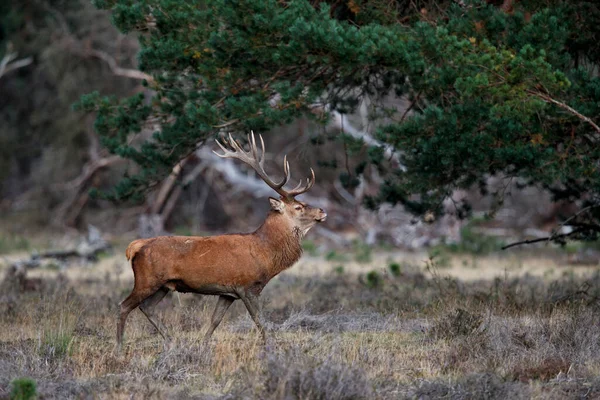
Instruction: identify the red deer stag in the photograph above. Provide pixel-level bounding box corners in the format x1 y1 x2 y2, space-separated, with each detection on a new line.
117 132 327 349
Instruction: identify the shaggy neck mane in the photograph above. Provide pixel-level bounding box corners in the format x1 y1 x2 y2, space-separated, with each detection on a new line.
254 212 303 275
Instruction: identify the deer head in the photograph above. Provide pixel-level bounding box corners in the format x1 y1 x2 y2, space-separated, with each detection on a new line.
214 132 326 236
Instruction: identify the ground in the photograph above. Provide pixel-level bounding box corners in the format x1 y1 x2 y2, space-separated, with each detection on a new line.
1 240 600 399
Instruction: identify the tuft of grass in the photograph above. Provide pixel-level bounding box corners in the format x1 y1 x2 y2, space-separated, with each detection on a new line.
10 377 37 400
40 329 74 360
37 301 78 361
352 241 372 263
0 234 30 254
302 240 319 257
430 308 484 340
427 247 452 268
94 248 112 260
334 265 345 275
325 250 348 262
511 357 571 382
261 347 374 400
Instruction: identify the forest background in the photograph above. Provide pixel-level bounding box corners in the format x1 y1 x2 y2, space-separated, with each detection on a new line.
2 0 600 252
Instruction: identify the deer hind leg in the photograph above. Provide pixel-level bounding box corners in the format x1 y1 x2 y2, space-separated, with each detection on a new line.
116 287 157 351
139 287 171 340
238 292 266 343
202 295 235 344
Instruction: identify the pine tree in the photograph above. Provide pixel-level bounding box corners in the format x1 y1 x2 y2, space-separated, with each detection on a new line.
78 0 600 243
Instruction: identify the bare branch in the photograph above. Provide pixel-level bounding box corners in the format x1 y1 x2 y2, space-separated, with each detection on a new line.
528 90 600 136
325 108 403 167
52 122 124 226
333 179 356 204
151 158 190 214
552 204 600 235
86 48 153 82
501 0 515 13
502 228 584 250
56 155 122 192
0 53 33 80
41 2 151 83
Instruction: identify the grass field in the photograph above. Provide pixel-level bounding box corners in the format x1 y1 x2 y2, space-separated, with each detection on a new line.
1 244 600 399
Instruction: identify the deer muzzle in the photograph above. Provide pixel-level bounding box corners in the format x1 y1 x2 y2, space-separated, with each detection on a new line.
316 208 327 222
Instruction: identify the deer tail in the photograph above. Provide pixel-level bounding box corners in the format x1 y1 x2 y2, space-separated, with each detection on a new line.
125 239 148 262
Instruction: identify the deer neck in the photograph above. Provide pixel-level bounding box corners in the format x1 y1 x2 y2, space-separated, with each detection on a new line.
254 212 303 276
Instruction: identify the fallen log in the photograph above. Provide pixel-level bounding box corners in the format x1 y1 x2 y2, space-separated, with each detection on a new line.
8 225 111 270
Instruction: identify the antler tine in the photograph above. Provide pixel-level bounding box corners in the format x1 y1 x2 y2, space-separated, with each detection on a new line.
258 133 266 167
228 133 244 153
214 133 241 157
213 132 287 197
286 168 316 197
308 168 315 189
249 131 268 167
281 155 291 187
249 132 258 161
213 138 230 157
289 180 304 193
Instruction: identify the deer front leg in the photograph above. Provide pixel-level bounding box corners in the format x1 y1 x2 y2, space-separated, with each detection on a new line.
238 290 267 343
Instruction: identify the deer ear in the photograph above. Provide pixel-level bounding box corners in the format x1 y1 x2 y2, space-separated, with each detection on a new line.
269 197 285 212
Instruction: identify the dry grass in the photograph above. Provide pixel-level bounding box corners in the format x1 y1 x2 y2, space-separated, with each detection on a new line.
1 248 600 399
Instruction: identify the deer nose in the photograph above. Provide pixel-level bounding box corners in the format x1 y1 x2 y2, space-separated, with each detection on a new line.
317 209 327 221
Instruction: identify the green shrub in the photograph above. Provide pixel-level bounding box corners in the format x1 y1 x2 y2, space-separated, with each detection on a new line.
388 262 401 277
432 220 504 257
450 222 504 255
10 377 37 400
365 270 381 288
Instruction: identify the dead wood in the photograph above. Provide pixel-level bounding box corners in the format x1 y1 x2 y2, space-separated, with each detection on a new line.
8 225 111 271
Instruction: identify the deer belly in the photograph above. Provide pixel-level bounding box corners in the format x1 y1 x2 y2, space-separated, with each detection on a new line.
165 279 237 297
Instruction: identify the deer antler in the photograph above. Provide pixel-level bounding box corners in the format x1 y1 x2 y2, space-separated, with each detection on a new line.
213 131 315 198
